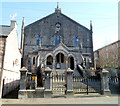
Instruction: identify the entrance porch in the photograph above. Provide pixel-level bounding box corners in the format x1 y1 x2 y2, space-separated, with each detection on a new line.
46 52 75 71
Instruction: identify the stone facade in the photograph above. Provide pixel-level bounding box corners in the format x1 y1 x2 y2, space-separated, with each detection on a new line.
22 6 93 75
0 21 21 98
94 40 120 69
0 36 6 98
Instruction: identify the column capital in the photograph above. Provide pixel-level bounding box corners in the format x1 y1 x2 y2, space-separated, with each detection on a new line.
20 67 28 72
66 68 73 73
102 69 109 73
44 67 52 73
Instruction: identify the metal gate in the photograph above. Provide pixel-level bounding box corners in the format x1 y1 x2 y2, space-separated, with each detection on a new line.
73 75 101 94
51 73 101 95
51 73 66 95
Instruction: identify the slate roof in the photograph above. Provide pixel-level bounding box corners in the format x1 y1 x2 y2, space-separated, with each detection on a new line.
0 25 13 36
25 12 90 31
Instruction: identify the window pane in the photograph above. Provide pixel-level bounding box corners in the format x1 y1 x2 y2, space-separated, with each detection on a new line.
33 57 35 65
61 53 64 63
55 35 62 45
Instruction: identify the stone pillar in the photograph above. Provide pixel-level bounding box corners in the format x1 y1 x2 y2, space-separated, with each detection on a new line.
44 67 52 98
74 60 77 70
19 67 28 99
20 67 28 90
66 68 73 97
66 57 68 70
53 57 56 71
101 69 111 95
31 73 37 89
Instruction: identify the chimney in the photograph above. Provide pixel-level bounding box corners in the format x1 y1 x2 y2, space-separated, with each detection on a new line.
10 20 17 28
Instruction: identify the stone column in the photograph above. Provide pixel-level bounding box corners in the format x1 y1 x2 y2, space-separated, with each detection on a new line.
20 67 28 90
53 57 56 71
66 68 73 97
101 69 111 95
31 73 37 89
44 67 52 98
19 67 28 99
66 57 68 70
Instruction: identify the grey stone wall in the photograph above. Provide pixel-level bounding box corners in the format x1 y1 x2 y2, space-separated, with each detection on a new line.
0 36 6 98
23 10 93 66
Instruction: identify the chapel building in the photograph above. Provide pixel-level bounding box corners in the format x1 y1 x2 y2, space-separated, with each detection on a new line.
22 5 94 76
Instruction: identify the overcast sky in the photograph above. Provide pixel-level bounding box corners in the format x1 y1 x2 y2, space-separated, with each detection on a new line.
1 1 118 50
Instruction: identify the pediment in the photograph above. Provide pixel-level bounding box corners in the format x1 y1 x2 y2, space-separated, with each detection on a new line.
53 43 70 54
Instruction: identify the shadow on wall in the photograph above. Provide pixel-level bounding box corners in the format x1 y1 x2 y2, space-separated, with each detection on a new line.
2 86 19 99
2 79 20 99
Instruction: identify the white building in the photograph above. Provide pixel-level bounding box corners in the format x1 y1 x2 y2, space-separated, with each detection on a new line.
0 20 21 98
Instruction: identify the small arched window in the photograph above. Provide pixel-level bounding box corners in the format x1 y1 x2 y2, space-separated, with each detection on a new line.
35 34 42 46
54 35 62 46
33 57 35 65
74 36 80 47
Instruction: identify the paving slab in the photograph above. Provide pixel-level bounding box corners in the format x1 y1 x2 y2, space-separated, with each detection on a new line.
0 95 119 104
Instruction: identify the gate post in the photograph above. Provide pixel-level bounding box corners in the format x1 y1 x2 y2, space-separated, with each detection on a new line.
20 67 28 90
44 67 52 98
18 67 28 98
66 68 73 97
101 69 111 95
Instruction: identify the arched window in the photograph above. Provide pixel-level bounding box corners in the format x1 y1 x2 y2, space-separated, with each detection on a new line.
56 53 64 63
46 55 53 65
33 57 35 65
54 35 62 45
35 34 42 46
68 56 74 70
74 36 80 47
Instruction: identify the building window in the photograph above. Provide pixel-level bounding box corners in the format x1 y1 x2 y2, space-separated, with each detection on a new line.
55 22 61 33
54 35 62 45
46 55 53 65
56 53 64 63
74 36 80 47
33 57 35 65
35 34 42 46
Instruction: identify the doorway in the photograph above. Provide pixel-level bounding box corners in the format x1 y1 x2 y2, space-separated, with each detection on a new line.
56 53 65 69
68 56 74 70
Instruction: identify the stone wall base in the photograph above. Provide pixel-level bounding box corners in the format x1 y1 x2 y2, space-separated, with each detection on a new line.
44 89 52 98
103 89 111 96
66 90 73 98
18 90 27 99
18 87 44 98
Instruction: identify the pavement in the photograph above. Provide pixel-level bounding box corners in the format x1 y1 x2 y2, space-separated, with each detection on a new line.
0 94 119 105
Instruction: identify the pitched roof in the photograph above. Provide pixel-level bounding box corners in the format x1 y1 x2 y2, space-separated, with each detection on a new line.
25 12 90 31
61 13 90 31
0 25 13 36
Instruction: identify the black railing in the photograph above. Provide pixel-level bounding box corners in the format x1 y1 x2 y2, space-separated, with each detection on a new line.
73 75 101 94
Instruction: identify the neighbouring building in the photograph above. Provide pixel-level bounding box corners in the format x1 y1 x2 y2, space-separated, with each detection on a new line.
0 20 21 98
22 5 94 80
94 40 120 69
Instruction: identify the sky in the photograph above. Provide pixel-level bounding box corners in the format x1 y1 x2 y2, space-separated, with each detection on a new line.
0 1 118 51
